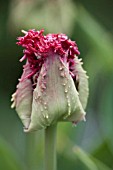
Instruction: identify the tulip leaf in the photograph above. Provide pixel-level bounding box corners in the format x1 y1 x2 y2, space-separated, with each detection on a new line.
0 136 23 170
74 57 89 110
73 146 98 170
73 146 112 170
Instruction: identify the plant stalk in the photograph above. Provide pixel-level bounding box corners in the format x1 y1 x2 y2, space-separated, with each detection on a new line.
45 124 57 170
26 133 36 170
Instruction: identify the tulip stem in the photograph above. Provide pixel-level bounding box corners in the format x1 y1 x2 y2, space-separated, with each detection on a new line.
45 123 57 170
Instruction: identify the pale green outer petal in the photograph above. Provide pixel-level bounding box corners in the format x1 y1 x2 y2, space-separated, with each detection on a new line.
74 57 89 110
11 62 33 128
25 55 86 132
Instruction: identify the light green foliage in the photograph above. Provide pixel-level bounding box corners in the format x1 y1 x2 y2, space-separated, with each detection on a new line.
0 137 23 170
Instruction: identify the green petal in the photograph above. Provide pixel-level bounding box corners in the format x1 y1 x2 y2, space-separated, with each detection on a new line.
74 57 89 110
25 54 85 132
11 62 33 128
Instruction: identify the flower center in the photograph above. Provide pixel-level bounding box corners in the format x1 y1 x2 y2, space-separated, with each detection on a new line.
17 29 80 81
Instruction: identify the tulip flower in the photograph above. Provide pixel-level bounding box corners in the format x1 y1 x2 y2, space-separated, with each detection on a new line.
11 29 89 132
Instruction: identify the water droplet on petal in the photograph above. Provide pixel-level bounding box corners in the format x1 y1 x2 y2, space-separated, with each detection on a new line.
59 67 63 70
44 106 47 109
62 83 66 86
46 115 49 119
65 89 68 93
60 72 65 77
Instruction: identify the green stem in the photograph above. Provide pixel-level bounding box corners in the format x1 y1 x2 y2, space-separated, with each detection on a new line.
26 133 36 170
45 124 57 170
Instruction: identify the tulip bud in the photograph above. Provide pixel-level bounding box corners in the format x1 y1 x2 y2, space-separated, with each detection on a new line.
11 29 89 132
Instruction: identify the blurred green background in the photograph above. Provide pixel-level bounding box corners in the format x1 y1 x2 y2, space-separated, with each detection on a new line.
0 0 113 170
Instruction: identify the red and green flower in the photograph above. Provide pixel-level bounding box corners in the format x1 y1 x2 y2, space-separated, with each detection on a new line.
11 29 89 132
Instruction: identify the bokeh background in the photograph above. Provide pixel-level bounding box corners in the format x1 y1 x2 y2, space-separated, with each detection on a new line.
0 0 113 170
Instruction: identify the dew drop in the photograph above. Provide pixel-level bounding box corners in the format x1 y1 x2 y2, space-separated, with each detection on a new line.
34 97 37 100
46 115 49 119
60 72 65 77
62 83 66 86
44 106 47 110
44 102 47 105
65 89 68 93
59 67 63 71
